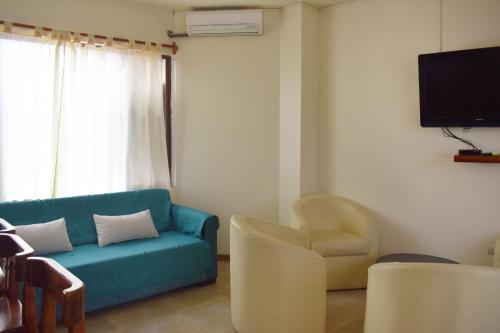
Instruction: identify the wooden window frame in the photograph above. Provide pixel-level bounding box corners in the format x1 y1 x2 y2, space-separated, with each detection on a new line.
162 55 172 174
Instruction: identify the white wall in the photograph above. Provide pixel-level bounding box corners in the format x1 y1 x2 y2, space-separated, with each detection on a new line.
319 0 500 265
279 5 303 225
0 0 172 43
279 4 319 225
0 0 281 255
300 5 319 197
442 0 500 51
5 0 498 262
173 10 281 254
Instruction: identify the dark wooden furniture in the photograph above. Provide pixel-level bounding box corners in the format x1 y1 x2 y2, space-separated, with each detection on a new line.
0 232 85 333
0 233 34 333
454 155 500 163
23 257 86 333
0 219 15 234
376 253 459 264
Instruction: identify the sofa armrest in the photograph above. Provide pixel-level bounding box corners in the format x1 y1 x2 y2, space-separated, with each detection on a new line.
172 204 219 281
291 203 313 249
171 204 219 241
0 218 16 234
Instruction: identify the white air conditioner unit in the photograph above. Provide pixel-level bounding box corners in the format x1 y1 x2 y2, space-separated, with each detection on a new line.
186 10 263 37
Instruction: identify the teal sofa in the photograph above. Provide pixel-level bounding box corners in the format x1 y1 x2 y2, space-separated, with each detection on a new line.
0 189 219 312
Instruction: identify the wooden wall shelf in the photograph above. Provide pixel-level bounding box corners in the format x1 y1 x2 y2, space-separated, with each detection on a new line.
454 155 500 163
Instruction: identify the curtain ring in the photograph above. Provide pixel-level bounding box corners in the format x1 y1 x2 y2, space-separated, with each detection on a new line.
45 30 52 40
3 22 13 33
51 30 60 40
34 27 42 37
129 39 136 50
87 34 95 46
60 31 71 41
106 36 113 47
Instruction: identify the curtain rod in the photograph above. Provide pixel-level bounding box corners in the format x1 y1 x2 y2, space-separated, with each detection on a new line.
0 20 177 54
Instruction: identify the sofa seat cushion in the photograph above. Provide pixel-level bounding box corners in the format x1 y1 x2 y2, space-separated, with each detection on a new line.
46 231 212 310
311 231 368 257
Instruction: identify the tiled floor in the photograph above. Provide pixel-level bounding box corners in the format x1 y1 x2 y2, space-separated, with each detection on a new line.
59 261 365 333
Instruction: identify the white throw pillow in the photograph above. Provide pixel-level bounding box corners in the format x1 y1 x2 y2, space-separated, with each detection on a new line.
93 209 159 247
16 218 73 255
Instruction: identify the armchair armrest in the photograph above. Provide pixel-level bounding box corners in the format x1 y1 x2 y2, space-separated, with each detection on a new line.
335 197 378 259
292 203 313 248
171 204 219 241
247 218 307 249
0 218 16 234
230 216 326 333
334 198 370 237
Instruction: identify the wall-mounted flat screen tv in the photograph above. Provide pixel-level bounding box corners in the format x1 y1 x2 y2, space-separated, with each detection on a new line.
419 46 500 127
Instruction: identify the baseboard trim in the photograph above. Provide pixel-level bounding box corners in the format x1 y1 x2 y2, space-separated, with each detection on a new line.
217 254 230 262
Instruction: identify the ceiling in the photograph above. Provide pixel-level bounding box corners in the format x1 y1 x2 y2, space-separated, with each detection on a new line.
129 0 354 10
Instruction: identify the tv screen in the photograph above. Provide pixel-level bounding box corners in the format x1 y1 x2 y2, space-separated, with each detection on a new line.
419 46 500 127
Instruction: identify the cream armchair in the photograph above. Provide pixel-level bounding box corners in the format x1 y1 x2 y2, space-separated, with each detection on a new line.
365 262 500 333
292 194 378 290
230 215 326 333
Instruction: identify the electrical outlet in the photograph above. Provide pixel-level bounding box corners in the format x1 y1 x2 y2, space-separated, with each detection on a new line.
488 247 495 256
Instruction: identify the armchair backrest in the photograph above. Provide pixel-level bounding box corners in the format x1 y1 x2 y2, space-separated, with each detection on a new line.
365 263 500 333
230 215 326 333
293 195 370 235
293 195 339 232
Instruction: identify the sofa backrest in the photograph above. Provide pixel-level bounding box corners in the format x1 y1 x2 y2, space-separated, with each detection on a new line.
0 189 172 246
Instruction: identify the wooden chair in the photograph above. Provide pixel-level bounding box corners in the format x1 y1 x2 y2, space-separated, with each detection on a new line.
0 230 85 333
23 257 86 333
0 233 34 333
0 219 15 234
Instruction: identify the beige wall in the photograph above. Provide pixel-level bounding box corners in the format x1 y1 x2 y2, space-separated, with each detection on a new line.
3 0 499 261
173 10 281 254
300 5 319 198
279 4 319 225
279 5 303 225
0 0 280 255
0 0 172 43
319 0 500 265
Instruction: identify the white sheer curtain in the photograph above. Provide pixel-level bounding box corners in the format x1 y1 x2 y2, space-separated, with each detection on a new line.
0 34 59 200
0 33 170 201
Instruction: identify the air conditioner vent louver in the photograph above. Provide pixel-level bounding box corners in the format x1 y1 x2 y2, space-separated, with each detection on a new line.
186 10 263 37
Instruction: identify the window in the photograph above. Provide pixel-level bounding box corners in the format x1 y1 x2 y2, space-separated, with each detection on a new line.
0 33 171 201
